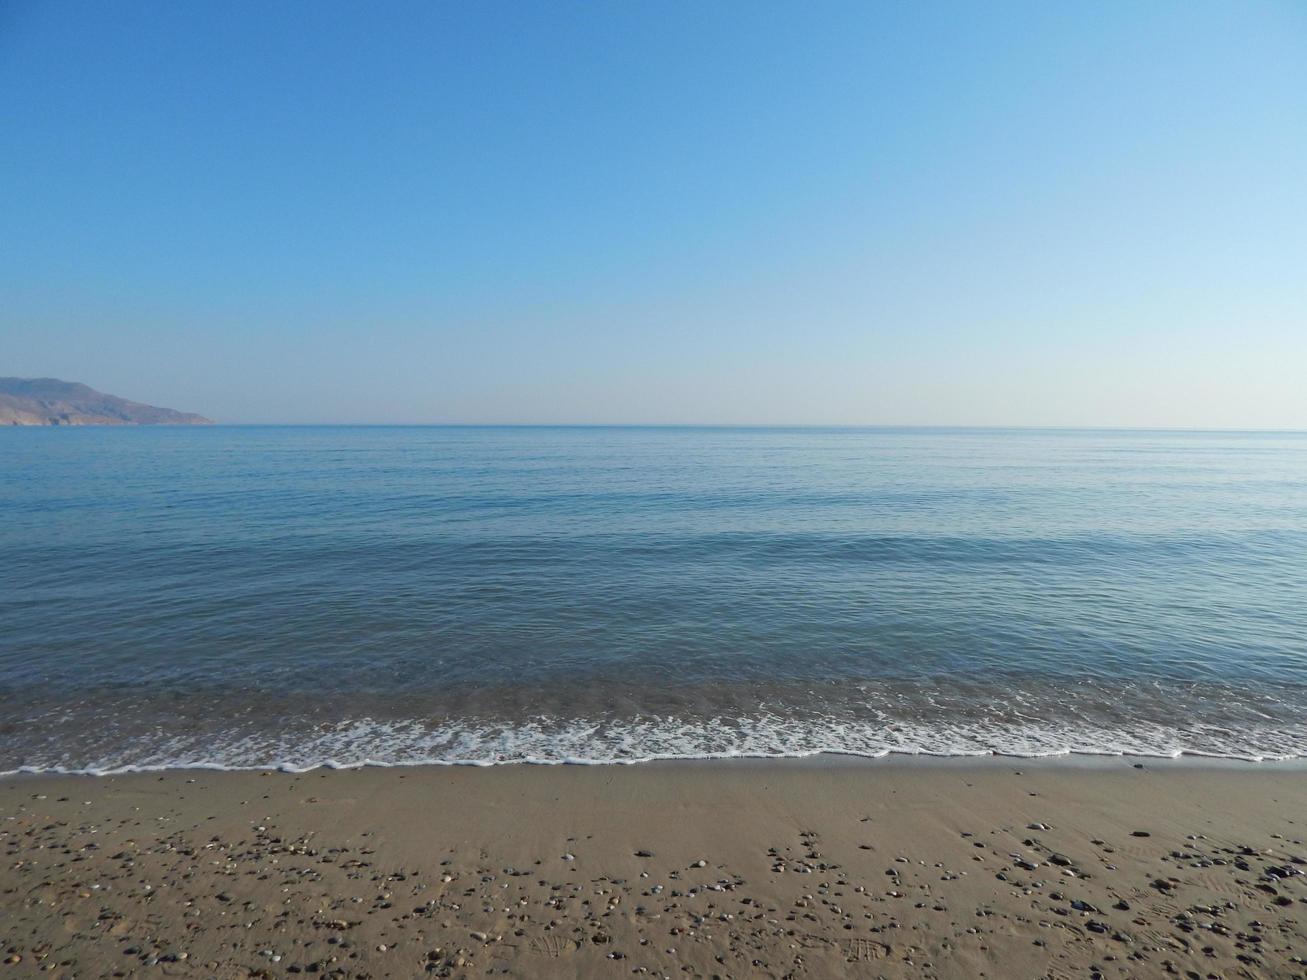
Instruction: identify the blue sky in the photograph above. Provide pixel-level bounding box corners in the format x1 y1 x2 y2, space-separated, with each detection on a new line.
2 1 1305 425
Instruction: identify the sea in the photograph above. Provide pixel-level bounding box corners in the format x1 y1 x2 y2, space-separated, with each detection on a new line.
3 425 1306 774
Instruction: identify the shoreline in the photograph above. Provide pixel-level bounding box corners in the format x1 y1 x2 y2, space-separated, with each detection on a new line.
7 748 1307 781
4 755 1304 977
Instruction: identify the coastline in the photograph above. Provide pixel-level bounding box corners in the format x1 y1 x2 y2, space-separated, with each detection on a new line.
8 745 1307 780
8 749 1307 779
3 756 1304 977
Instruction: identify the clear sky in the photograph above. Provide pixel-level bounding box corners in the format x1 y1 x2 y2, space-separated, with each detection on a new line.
2 1 1305 426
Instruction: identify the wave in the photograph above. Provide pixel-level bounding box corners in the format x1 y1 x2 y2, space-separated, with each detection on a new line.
6 712 1307 777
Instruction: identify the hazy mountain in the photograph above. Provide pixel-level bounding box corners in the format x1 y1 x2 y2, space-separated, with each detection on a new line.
0 378 213 426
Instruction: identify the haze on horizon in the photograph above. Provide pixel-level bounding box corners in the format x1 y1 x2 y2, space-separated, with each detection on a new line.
2 1 1305 428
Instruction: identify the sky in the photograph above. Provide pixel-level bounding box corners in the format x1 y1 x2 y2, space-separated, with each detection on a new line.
2 1 1305 426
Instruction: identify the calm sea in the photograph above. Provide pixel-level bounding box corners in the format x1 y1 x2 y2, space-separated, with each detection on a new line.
3 425 1306 772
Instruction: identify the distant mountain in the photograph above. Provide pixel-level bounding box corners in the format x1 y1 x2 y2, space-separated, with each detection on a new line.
0 377 213 426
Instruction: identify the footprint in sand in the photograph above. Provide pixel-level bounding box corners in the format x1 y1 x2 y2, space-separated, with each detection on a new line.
844 937 891 961
529 934 579 957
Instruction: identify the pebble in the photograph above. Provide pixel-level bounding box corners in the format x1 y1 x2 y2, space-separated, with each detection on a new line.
5 769 1305 980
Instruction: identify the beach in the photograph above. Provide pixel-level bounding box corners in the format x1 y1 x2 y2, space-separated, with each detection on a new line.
4 429 1307 978
8 1 1307 977
2 757 1304 978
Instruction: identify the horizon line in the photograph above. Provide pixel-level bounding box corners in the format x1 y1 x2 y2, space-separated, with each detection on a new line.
50 422 1307 434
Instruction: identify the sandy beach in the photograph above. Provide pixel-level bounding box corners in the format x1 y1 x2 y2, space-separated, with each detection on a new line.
1 757 1305 978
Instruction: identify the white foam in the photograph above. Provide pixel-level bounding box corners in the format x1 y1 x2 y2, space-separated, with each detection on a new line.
4 711 1305 777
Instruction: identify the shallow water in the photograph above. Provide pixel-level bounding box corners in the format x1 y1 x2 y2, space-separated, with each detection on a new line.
3 425 1306 772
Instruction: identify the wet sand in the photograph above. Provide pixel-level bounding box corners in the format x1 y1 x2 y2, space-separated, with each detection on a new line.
1 757 1305 978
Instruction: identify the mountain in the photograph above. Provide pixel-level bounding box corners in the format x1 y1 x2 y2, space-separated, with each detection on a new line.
0 378 213 426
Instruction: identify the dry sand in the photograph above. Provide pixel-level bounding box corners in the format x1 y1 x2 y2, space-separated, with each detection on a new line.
1 756 1305 978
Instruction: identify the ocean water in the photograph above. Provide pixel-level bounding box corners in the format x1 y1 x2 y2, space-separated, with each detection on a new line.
2 425 1307 773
